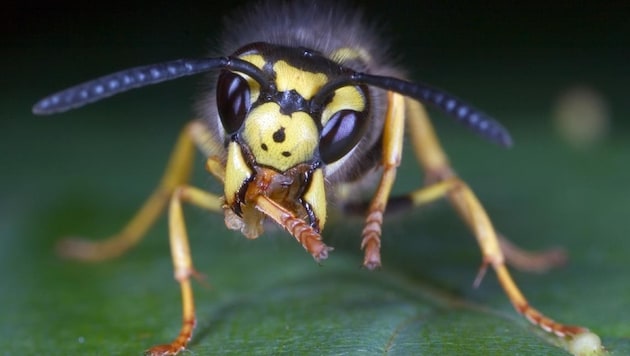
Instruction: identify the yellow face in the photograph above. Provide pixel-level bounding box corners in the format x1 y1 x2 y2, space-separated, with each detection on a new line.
242 102 319 172
220 45 368 236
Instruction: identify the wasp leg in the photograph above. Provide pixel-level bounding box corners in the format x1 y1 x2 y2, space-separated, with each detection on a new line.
359 192 567 273
404 98 566 272
361 92 406 269
404 98 587 337
497 232 567 273
57 120 218 261
255 195 333 262
145 185 222 356
415 178 587 336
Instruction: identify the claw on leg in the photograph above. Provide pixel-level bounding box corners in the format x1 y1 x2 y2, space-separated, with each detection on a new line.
144 281 196 356
473 259 490 288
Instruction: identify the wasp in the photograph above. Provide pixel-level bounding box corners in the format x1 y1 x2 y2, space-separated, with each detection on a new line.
33 1 601 355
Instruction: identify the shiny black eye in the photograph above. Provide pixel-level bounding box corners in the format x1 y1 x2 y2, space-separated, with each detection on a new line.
217 70 251 134
319 109 367 163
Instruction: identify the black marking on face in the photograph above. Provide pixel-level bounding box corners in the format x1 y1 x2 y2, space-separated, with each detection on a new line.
282 151 292 157
261 143 268 151
272 127 286 143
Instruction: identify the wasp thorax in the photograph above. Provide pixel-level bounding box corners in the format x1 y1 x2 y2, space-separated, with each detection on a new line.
242 102 319 171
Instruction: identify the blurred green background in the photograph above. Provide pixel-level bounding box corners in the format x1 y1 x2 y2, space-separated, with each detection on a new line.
2 1 629 354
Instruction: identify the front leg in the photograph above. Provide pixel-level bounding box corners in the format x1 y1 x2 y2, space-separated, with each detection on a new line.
145 186 222 356
361 91 406 269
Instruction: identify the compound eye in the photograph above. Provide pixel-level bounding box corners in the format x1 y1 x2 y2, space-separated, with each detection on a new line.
319 109 366 163
217 70 251 134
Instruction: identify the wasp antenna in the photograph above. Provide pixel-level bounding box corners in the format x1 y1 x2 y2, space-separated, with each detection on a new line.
33 59 224 115
314 73 513 147
32 57 269 115
361 73 513 147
